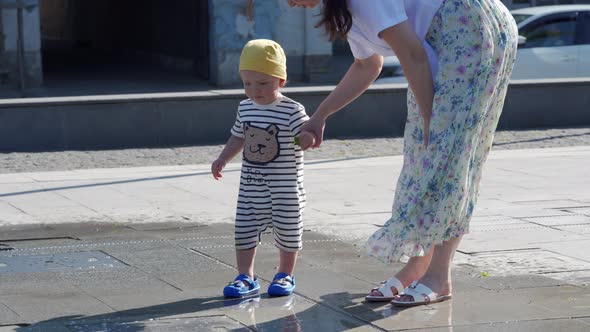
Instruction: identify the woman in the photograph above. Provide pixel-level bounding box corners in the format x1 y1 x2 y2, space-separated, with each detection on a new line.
287 0 518 306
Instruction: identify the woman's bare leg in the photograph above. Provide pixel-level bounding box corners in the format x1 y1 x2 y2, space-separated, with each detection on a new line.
370 247 434 296
394 236 462 302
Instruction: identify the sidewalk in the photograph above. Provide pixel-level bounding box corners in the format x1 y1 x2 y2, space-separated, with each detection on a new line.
1 146 589 331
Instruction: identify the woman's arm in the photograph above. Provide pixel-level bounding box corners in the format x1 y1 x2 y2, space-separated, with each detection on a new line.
301 54 383 149
380 21 434 146
316 54 383 120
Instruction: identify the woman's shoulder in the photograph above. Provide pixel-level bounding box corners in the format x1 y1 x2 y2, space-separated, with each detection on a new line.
347 0 406 19
347 0 408 37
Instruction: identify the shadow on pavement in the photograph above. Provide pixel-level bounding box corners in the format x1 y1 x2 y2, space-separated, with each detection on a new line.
17 291 445 331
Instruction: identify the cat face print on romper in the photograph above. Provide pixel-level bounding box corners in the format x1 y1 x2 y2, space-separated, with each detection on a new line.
243 123 280 165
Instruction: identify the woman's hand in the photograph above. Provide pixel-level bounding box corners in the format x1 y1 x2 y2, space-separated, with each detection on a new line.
298 131 316 150
299 114 326 150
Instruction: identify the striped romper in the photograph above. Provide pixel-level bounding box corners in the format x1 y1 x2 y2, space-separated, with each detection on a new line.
230 93 308 252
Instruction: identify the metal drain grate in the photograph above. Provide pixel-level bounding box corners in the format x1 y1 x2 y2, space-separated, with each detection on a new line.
455 249 590 276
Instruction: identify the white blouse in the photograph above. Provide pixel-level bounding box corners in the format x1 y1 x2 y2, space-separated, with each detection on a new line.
346 0 443 80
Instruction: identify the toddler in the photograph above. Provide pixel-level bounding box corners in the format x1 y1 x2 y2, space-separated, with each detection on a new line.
211 39 314 298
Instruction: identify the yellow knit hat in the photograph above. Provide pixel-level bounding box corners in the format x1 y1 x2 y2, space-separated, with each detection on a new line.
239 39 287 80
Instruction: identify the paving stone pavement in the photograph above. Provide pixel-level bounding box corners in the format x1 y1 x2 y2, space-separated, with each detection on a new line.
0 146 589 331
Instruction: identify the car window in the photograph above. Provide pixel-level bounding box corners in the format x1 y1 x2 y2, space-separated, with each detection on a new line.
521 15 577 48
513 14 532 25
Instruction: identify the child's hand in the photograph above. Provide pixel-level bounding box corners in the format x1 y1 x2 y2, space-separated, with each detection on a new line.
298 131 316 150
211 158 226 180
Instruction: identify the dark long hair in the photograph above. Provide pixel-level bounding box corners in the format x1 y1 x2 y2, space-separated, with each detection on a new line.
316 0 352 41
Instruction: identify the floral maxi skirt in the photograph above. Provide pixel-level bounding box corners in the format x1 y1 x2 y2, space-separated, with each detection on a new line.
366 0 519 263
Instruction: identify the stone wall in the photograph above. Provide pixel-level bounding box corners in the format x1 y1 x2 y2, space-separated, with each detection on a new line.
208 0 332 86
1 79 589 151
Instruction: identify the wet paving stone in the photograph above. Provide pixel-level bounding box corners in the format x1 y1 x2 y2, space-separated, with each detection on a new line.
64 315 251 332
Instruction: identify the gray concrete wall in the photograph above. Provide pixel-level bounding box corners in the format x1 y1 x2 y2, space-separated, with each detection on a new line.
0 79 589 152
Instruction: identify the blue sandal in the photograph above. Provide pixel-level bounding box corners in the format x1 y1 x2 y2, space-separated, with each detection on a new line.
268 272 295 297
223 274 260 298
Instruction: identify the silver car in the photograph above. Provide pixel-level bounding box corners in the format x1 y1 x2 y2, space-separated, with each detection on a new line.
511 4 590 79
377 4 590 83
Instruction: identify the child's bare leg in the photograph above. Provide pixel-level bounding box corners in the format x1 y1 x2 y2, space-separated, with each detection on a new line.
237 247 257 279
278 249 298 276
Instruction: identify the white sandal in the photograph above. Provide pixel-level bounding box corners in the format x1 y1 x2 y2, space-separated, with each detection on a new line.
365 276 404 302
391 281 452 307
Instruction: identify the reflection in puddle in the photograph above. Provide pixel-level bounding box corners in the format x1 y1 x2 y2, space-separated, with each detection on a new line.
222 293 454 331
224 295 301 332
223 295 261 310
380 300 453 330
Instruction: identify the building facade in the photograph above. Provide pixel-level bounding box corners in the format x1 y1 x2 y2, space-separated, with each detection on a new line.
0 0 42 88
0 0 589 91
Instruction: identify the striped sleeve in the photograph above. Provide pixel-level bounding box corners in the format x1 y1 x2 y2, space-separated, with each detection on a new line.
289 104 309 136
230 106 244 138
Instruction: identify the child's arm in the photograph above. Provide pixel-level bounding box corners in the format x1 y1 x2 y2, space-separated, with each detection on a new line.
290 103 316 149
211 135 244 180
